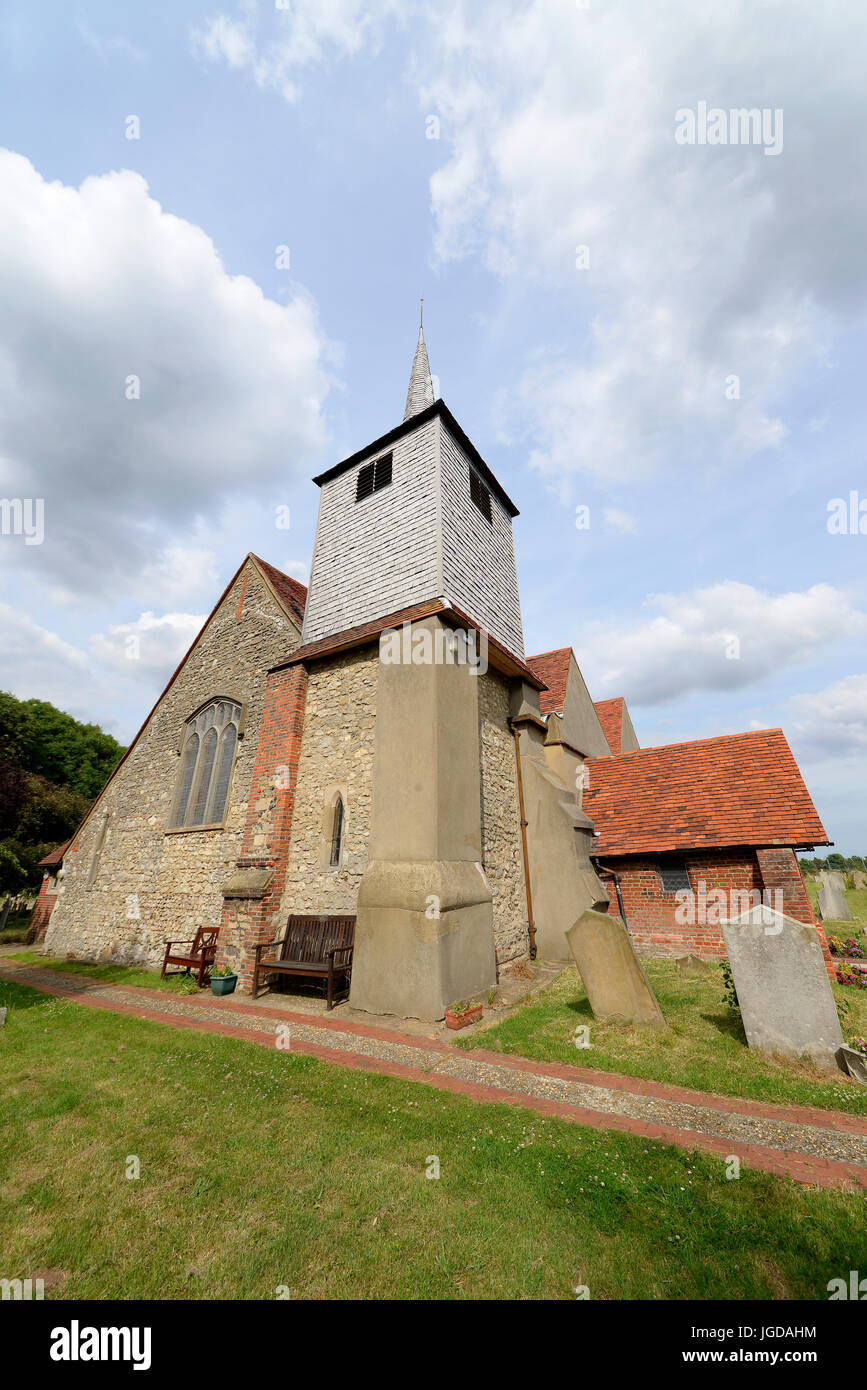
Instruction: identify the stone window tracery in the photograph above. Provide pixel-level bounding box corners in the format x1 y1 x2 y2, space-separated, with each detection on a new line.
170 699 241 828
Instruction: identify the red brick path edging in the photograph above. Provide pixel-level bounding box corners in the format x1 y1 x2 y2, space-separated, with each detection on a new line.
2 963 865 1193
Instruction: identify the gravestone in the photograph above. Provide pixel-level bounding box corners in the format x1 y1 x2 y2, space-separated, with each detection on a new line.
675 953 710 974
820 870 846 891
722 906 844 1072
0 1007 6 1027
565 908 666 1028
817 878 851 921
852 871 867 891
838 1045 867 1086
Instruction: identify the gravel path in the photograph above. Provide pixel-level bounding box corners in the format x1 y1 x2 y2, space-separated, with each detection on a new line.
3 962 866 1177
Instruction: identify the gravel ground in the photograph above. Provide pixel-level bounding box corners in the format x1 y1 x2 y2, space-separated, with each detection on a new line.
4 962 866 1167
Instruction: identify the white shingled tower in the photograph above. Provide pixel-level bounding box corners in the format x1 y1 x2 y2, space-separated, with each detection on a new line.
301 309 525 659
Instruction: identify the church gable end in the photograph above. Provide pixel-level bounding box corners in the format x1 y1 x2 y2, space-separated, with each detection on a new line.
45 558 304 967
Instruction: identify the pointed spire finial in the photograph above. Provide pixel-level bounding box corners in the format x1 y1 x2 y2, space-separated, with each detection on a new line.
403 301 435 421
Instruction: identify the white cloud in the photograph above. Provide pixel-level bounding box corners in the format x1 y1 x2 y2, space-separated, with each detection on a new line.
788 674 867 757
576 581 867 705
90 611 205 680
602 506 637 535
191 0 405 104
0 150 330 598
420 0 867 483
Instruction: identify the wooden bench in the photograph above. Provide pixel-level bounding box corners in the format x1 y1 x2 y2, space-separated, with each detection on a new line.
160 926 219 988
252 915 355 1009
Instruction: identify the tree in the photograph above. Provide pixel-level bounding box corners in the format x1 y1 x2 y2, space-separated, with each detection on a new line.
0 692 124 890
827 852 846 871
0 843 26 896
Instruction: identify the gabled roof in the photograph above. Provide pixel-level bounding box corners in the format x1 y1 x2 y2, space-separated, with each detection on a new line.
60 554 305 852
251 554 307 626
584 728 830 856
593 697 626 755
38 838 73 869
526 647 572 718
277 598 545 688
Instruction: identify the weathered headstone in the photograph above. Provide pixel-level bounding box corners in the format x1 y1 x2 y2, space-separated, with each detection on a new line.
852 871 867 891
817 878 851 921
820 870 846 892
565 908 666 1028
674 953 710 974
722 906 844 1072
837 1045 867 1086
0 1007 6 1027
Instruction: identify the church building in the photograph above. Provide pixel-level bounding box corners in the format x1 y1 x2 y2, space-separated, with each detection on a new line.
40 327 833 1016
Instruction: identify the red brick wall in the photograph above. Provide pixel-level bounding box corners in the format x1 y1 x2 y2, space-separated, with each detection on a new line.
597 851 763 961
218 663 308 991
25 875 59 945
596 847 833 976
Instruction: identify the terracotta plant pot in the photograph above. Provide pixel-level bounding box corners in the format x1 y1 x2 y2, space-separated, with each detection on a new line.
445 1004 482 1030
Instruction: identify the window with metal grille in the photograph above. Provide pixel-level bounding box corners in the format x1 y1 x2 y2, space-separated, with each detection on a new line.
657 856 691 893
170 700 241 828
469 467 492 522
329 796 345 866
355 452 393 501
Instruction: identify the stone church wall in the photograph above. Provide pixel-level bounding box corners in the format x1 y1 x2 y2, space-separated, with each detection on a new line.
44 562 301 966
478 671 529 965
277 646 378 918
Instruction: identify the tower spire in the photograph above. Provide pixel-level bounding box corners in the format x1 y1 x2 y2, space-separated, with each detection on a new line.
403 299 435 421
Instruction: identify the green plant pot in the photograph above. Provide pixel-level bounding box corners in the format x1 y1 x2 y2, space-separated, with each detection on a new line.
211 975 237 996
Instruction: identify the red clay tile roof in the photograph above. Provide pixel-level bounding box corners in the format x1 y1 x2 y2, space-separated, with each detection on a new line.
526 648 572 716
38 838 73 868
584 728 829 855
252 555 307 626
593 697 625 755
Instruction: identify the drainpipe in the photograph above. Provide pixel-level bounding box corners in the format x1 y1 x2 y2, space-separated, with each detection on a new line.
593 857 627 926
510 723 537 959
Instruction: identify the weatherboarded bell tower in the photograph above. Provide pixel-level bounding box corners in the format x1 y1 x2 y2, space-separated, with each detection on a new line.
300 318 527 1019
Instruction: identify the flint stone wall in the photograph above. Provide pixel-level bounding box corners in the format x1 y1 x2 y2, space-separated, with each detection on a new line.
44 563 300 966
478 670 528 965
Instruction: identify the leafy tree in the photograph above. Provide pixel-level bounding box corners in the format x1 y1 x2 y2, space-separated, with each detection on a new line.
0 692 124 799
827 852 847 871
0 692 124 890
0 842 27 895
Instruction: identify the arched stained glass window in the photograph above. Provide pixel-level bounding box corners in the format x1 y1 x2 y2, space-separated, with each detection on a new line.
170 700 241 828
172 732 199 826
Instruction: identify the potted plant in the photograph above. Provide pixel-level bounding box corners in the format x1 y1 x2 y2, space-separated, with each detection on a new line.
211 963 238 996
444 998 482 1031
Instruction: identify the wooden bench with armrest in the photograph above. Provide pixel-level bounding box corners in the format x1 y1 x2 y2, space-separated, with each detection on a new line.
252 915 354 1010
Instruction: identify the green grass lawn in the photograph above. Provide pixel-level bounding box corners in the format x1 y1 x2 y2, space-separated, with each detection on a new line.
0 915 32 946
0 977 863 1301
5 948 201 994
462 961 867 1117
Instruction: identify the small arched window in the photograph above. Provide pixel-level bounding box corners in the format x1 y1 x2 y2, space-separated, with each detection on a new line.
329 795 345 866
171 699 241 828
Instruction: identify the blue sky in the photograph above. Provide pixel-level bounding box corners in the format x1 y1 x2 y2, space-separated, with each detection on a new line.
0 0 865 853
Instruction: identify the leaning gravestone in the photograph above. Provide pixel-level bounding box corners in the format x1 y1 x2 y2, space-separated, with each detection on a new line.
722 906 844 1072
817 876 851 922
675 953 710 974
565 908 666 1028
